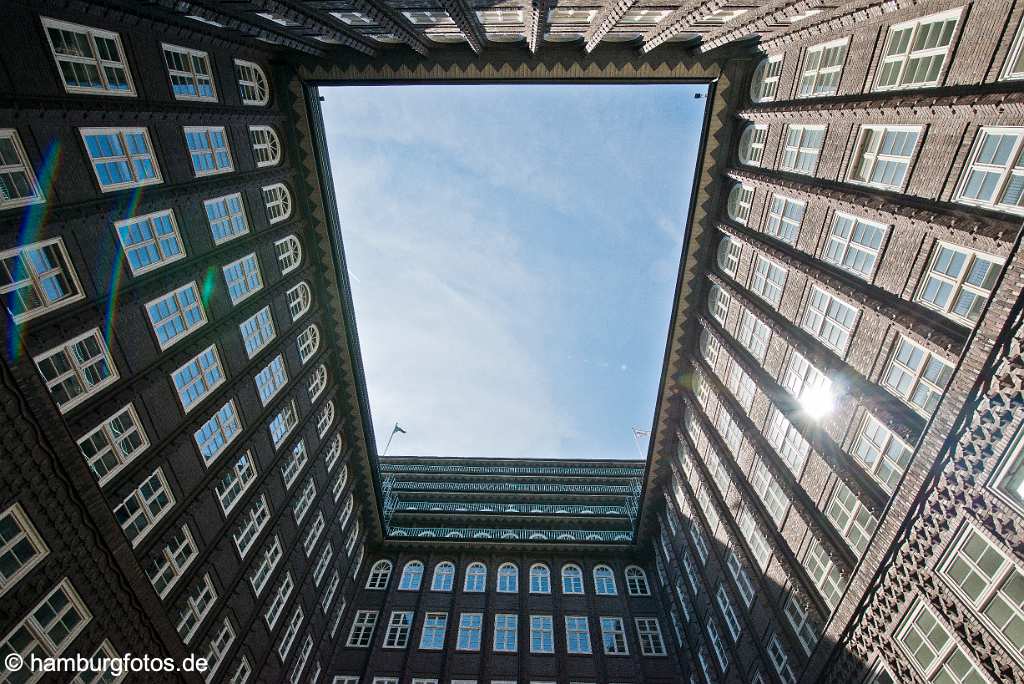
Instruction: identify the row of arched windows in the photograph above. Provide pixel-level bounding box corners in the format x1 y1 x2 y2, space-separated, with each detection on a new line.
365 560 651 596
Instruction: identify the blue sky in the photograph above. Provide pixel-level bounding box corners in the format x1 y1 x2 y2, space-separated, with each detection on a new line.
322 83 706 460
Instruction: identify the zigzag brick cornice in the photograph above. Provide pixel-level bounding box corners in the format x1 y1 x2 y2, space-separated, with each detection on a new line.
757 0 921 52
699 0 832 52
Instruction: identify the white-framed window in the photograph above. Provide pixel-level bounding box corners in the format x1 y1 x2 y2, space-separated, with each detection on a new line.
992 427 1024 514
882 335 953 415
322 570 341 613
222 253 262 304
750 458 789 526
74 640 123 684
176 573 217 643
0 129 44 209
114 209 185 275
798 37 848 97
0 503 49 596
781 350 830 407
249 535 282 597
147 282 205 349
346 610 378 647
227 656 252 684
917 242 1002 324
783 594 820 655
717 235 741 277
384 610 413 648
750 55 782 102
715 584 741 641
42 18 134 95
162 43 216 101
697 646 715 684
565 616 592 654
317 401 335 437
298 324 320 363
464 562 487 592
308 363 328 401
145 523 197 598
737 307 770 362
399 560 424 591
275 235 302 274
194 399 241 465
826 482 878 557
764 194 804 245
239 306 275 359
250 126 281 167
727 183 754 224
313 543 333 586
739 124 767 166
954 126 1024 216
287 281 311 320
303 512 325 556
262 183 292 223
35 328 118 413
330 460 347 497
875 9 962 91
431 561 455 591
529 563 550 593
803 536 846 609
497 563 518 593
625 566 649 596
562 564 584 594
277 607 303 660
750 254 787 307
330 599 348 639
215 451 256 514
780 125 825 175
281 439 308 490
269 399 298 448
939 522 1024 657
801 286 858 355
823 212 886 279
113 467 174 546
232 494 270 559
708 284 731 325
1 579 92 664
76 403 148 485
599 616 628 655
726 546 755 607
366 560 393 590
768 633 797 684
897 598 986 682
172 345 224 412
765 405 810 476
493 614 517 652
637 617 666 656
848 125 921 190
185 126 233 176
1003 18 1024 81
457 613 482 651
592 565 616 595
853 413 913 494
700 327 723 367
529 614 553 653
204 193 249 244
291 476 316 523
235 60 270 105
255 354 287 405
80 127 161 191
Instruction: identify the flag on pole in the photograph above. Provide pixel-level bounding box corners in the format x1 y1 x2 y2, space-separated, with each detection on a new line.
393 424 406 435
632 427 651 440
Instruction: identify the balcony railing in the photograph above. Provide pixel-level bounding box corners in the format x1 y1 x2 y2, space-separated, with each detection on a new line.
392 480 636 494
379 463 644 477
393 500 628 516
386 525 634 542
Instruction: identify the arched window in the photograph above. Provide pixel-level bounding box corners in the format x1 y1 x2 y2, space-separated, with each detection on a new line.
739 124 768 166
718 235 741 277
366 559 392 589
497 563 518 593
325 434 342 472
287 282 311 321
751 55 782 103
529 564 551 594
308 364 327 401
274 235 302 274
593 565 617 595
399 560 424 591
262 183 292 223
234 59 269 106
297 324 319 363
464 562 487 592
317 400 334 437
708 284 732 325
249 125 281 167
431 561 455 591
561 564 584 594
625 566 650 596
727 183 754 225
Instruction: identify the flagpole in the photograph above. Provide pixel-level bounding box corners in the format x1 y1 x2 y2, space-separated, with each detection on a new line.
382 423 398 457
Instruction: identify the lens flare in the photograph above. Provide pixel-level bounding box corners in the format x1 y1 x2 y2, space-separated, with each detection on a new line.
800 383 834 420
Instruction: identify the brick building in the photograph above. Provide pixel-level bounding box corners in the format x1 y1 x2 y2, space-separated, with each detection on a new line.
0 1 1023 683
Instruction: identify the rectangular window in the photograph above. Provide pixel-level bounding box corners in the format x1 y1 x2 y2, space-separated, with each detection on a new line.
0 579 91 661
264 572 293 629
798 37 848 97
384 611 413 648
493 614 517 652
77 403 149 485
781 350 831 407
177 573 217 643
321 570 341 612
112 467 174 546
215 450 256 514
780 125 825 175
565 616 592 654
347 610 378 648
750 458 789 526
916 242 1002 324
1 237 82 325
74 640 121 684
801 286 858 355
194 400 241 465
882 335 953 415
600 617 628 655
637 617 667 657
826 482 879 557
34 328 118 413
313 543 332 586
457 613 482 651
147 282 206 349
803 536 846 609
233 495 270 558
765 406 811 476
848 125 921 190
80 127 160 191
955 126 1024 216
162 44 216 101
204 193 249 244
853 413 913 493
898 598 986 681
145 523 197 598
293 477 316 523
529 615 553 653
249 535 282 597
114 209 185 275
281 439 308 490
303 513 325 556
764 194 804 245
737 307 771 362
750 255 787 307
875 9 961 91
768 634 797 684
270 400 299 448
1003 19 1024 81
726 546 755 607
278 607 303 660
185 126 233 176
172 344 224 412
255 354 287 405
823 213 886 279
42 18 134 95
239 306 275 359
0 503 49 596
223 253 262 304
0 129 44 209
783 594 820 655
738 505 772 570
715 584 741 641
